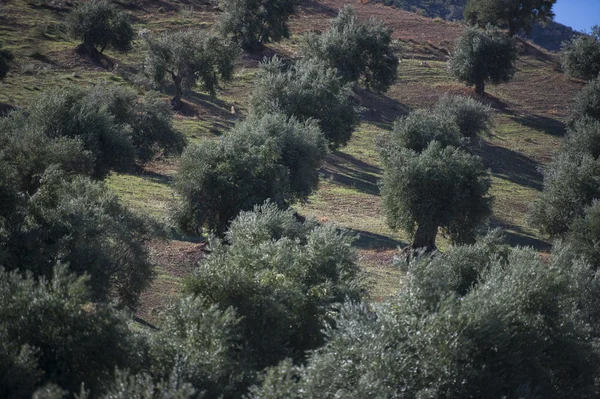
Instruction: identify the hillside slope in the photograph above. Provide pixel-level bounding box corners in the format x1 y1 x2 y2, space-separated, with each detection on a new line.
0 0 584 319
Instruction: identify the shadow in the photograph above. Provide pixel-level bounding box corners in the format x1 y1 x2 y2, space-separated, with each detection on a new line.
74 45 115 70
134 165 174 185
354 87 411 129
354 230 407 250
177 91 237 122
511 114 566 137
321 152 382 196
133 316 158 330
0 103 17 116
298 0 338 17
474 142 543 191
490 219 551 251
28 52 57 65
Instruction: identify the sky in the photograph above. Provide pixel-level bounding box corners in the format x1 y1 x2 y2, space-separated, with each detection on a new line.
553 0 600 32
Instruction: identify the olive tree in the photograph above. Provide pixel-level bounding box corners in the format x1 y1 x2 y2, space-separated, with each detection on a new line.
67 1 134 55
251 56 359 149
218 0 298 51
250 241 600 399
0 42 13 80
433 94 492 139
174 113 327 235
561 26 600 81
569 76 600 126
300 6 398 93
464 0 557 36
183 202 363 370
145 30 239 110
379 141 492 251
449 25 517 95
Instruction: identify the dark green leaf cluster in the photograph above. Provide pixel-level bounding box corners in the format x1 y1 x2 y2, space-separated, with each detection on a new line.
464 0 556 36
561 26 600 81
67 1 134 54
250 238 600 398
568 76 600 126
144 29 239 108
218 0 298 51
0 265 143 397
449 25 517 95
251 56 359 149
301 6 399 93
0 42 13 80
184 202 364 370
2 84 185 178
174 113 327 235
433 93 492 139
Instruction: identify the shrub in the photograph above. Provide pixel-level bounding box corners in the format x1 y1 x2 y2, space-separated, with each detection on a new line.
0 265 142 397
566 200 600 268
67 1 134 54
0 42 13 80
100 370 197 399
562 117 600 159
251 56 359 149
300 6 398 93
145 29 239 110
378 110 463 159
146 296 245 398
379 141 492 251
250 241 600 398
569 76 600 126
530 152 600 237
174 113 327 235
433 94 492 139
184 202 363 370
2 167 156 308
449 25 517 95
561 26 600 81
218 0 297 51
88 85 187 162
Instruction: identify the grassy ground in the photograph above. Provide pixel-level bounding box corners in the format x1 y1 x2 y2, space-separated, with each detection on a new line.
0 0 584 318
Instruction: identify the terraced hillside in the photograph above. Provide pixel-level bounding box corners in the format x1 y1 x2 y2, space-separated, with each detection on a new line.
0 0 584 321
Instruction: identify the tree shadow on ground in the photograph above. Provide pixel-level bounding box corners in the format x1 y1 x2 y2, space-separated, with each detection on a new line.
353 229 407 250
299 0 338 18
321 152 382 196
134 165 174 185
354 87 411 130
490 219 551 251
474 142 543 191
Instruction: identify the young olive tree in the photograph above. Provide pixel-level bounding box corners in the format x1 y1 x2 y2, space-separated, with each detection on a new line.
433 94 492 139
174 113 327 235
67 1 134 55
183 202 363 370
218 0 298 51
379 142 492 251
464 0 556 36
561 26 600 81
0 42 13 80
300 6 399 93
145 30 239 110
251 56 359 149
449 25 517 96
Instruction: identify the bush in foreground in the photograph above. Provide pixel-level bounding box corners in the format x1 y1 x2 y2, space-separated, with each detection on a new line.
561 25 600 81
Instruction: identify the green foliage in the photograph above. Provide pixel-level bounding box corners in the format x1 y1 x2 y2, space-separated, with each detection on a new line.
144 29 238 109
174 113 327 235
464 0 556 35
0 42 14 80
301 6 399 93
88 85 187 162
433 94 492 138
449 25 517 95
250 241 600 398
530 152 600 237
146 296 245 398
562 117 600 159
561 26 600 81
0 265 142 397
251 56 359 149
100 370 197 399
218 0 297 51
379 141 492 249
67 1 134 54
1 166 156 308
184 202 363 369
569 76 600 126
566 200 600 268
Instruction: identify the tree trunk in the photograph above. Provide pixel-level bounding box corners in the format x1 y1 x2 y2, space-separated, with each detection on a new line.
508 19 517 36
475 79 485 96
411 223 438 253
171 74 183 111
